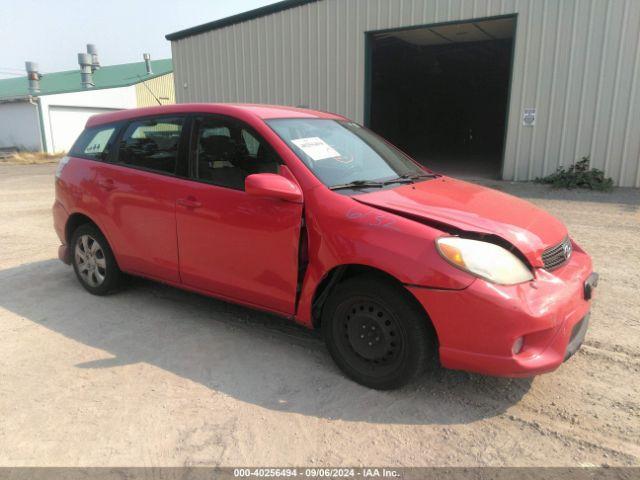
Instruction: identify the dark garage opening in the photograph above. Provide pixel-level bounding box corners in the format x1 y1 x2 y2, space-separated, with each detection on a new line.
367 17 516 179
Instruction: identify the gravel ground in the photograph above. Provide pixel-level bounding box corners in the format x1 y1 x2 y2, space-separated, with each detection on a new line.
0 164 638 467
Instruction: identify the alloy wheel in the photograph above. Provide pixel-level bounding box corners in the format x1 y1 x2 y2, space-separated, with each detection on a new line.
75 234 107 287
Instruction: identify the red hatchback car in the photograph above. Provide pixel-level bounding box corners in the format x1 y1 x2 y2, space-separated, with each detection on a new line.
53 103 598 389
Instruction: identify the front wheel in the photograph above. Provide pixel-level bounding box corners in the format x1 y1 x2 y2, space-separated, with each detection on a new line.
321 275 435 390
70 223 122 295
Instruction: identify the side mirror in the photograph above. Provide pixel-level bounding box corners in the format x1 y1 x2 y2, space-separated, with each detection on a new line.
245 173 303 204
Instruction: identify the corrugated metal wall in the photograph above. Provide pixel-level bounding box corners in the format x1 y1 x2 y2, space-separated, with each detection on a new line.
135 73 176 107
171 0 640 187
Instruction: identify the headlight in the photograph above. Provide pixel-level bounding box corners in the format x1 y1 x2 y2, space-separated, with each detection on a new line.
436 236 533 285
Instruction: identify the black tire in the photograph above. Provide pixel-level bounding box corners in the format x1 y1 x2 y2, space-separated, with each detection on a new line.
322 275 435 390
70 223 122 295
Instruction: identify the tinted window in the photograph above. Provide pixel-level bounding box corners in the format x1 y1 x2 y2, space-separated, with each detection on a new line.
118 117 183 174
193 117 279 190
70 125 117 160
267 119 424 188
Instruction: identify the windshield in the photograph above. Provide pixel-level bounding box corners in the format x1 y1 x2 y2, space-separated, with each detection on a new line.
266 119 428 189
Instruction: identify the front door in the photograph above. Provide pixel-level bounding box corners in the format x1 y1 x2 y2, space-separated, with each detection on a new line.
175 115 303 314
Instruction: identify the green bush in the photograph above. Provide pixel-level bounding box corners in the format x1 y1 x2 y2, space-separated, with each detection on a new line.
535 157 613 191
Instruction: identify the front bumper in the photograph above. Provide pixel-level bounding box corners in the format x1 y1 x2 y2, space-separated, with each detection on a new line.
564 312 590 361
408 246 596 377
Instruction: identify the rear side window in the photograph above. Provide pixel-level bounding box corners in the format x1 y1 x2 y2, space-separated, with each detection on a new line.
118 117 184 175
70 126 117 160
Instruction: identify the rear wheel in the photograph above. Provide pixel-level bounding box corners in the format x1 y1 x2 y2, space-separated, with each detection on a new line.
70 223 122 295
321 275 435 390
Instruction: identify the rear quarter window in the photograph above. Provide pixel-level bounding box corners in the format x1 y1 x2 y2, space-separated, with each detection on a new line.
70 125 117 161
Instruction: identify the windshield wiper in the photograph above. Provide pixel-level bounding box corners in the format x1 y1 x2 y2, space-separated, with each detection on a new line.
329 180 386 191
329 176 420 190
397 171 440 181
381 177 414 185
329 174 429 191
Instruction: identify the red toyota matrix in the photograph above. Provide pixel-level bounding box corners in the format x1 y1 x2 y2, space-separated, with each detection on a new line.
53 104 598 389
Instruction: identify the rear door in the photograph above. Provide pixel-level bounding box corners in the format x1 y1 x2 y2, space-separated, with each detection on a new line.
92 115 188 283
174 114 303 314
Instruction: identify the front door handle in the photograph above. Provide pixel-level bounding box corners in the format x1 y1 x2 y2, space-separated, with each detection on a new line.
177 197 202 209
98 178 116 191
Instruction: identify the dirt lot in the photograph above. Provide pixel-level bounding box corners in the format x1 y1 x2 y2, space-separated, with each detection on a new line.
0 164 638 467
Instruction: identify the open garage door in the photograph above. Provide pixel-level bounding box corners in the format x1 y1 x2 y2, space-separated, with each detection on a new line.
367 16 515 179
48 106 119 153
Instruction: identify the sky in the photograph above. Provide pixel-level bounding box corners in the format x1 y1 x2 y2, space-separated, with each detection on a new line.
0 0 278 79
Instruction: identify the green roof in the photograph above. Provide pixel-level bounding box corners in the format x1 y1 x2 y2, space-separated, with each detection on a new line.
0 58 173 101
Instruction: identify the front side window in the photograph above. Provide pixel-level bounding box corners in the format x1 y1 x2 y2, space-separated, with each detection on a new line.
193 117 279 190
118 117 184 174
70 125 117 160
266 119 426 189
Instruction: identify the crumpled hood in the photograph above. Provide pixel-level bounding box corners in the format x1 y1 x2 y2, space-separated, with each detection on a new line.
355 176 567 267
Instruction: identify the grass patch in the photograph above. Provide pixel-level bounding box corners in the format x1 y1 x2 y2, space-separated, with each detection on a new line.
535 157 614 191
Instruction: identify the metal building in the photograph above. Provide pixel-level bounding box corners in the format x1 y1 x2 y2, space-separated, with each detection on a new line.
167 0 640 187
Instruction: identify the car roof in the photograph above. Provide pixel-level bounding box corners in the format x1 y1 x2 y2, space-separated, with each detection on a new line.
85 103 345 128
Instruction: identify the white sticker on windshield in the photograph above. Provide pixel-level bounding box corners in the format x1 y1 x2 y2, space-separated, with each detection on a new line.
291 137 340 161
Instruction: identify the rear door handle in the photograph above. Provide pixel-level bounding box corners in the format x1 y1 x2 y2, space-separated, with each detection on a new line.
177 197 202 209
98 179 116 191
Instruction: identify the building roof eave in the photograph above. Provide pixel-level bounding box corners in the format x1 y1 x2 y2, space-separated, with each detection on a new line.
165 0 319 41
0 95 32 104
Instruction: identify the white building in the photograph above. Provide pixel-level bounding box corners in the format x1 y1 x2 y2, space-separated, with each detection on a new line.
0 49 174 154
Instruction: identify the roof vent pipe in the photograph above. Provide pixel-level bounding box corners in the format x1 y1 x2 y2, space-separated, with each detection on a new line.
78 53 94 88
143 53 153 75
25 61 41 94
86 44 100 71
